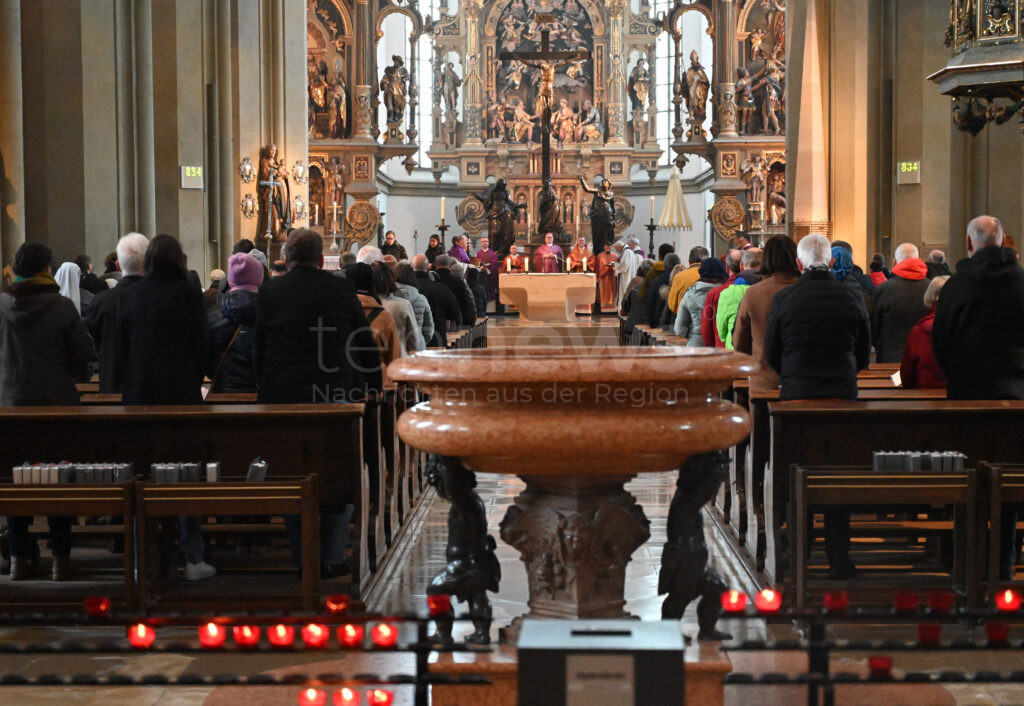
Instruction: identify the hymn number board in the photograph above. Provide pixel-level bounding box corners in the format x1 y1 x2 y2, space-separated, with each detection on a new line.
180 165 205 190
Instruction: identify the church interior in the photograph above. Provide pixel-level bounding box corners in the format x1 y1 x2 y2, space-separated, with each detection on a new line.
2 0 1024 704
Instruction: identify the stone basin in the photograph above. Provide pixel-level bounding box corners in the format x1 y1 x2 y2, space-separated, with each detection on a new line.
388 346 755 636
390 346 754 476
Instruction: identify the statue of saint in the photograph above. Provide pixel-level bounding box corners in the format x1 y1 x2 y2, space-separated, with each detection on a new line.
735 67 757 135
328 75 348 139
579 176 616 254
741 154 767 205
551 99 577 145
442 62 462 119
308 60 329 110
562 194 574 224
533 232 564 273
759 59 784 135
575 100 604 142
627 57 650 111
489 94 509 141
256 143 292 241
470 178 524 256
380 55 409 124
761 0 786 54
766 171 786 225
511 101 536 143
682 50 710 139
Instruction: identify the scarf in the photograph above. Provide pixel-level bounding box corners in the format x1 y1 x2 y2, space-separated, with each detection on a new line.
831 246 853 281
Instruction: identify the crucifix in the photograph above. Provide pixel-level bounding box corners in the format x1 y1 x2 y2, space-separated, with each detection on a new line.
500 13 589 244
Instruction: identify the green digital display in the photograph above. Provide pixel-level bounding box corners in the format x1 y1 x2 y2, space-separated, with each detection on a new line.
896 160 921 185
180 165 204 190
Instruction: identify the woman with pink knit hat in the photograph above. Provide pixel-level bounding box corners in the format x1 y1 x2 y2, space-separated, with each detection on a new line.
207 253 264 392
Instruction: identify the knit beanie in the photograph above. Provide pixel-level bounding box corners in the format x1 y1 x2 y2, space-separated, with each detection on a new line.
228 252 264 292
698 257 727 279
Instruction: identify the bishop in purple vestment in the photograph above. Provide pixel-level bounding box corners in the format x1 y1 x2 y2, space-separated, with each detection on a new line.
533 232 564 273
475 237 500 301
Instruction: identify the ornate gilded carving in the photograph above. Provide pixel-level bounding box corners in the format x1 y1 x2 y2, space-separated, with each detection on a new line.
659 450 731 640
353 84 375 139
425 456 500 646
709 195 746 241
344 200 381 249
717 82 739 137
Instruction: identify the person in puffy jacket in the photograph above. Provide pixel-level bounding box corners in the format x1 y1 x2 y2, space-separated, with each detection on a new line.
675 258 727 345
716 249 762 351
394 263 434 348
207 253 263 392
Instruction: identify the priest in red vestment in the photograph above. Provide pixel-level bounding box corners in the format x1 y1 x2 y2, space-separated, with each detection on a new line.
568 236 593 272
503 243 526 272
595 242 619 309
533 232 564 273
475 236 500 302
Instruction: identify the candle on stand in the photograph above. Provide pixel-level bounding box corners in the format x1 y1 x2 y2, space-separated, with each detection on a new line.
524 254 529 272
527 211 532 236
583 257 587 272
507 256 512 273
314 203 319 226
441 196 446 224
650 195 655 220
332 201 339 233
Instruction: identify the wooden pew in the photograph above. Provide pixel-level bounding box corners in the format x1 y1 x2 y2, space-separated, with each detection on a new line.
0 404 370 596
985 462 1024 596
764 400 1024 585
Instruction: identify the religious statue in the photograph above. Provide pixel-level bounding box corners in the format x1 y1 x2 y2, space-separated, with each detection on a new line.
519 51 587 115
575 100 604 142
682 50 711 140
469 178 525 256
308 59 329 110
533 232 564 273
424 455 500 646
489 94 510 141
595 242 619 309
749 28 768 63
256 143 292 241
442 62 462 119
503 59 527 93
328 75 348 139
983 2 1015 36
537 188 565 240
760 59 784 135
579 176 616 254
551 99 577 145
567 236 592 272
761 0 786 55
735 67 757 135
740 154 767 205
766 170 786 225
562 194 574 224
627 57 650 111
511 100 537 143
504 243 527 272
380 55 409 124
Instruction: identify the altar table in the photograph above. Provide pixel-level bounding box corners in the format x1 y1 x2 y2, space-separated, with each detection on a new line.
498 273 595 322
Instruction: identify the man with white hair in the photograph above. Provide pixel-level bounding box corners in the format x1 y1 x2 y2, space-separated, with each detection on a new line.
934 215 1024 579
357 245 384 265
765 233 870 579
614 240 639 308
86 232 149 393
926 248 952 278
871 241 930 362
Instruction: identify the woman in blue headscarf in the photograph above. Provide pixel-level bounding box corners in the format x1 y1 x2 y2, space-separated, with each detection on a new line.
831 244 872 314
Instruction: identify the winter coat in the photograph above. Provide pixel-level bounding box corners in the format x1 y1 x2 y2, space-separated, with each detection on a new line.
0 282 94 405
716 270 761 351
899 309 945 390
381 242 408 260
413 270 461 347
256 265 381 403
701 273 739 346
207 289 259 393
394 282 434 349
871 258 930 363
436 268 476 327
932 246 1024 400
381 293 424 356
118 272 207 405
765 268 871 401
85 274 142 393
674 280 718 346
732 272 798 390
357 294 402 387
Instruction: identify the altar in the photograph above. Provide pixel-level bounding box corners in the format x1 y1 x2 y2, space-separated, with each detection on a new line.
499 273 596 322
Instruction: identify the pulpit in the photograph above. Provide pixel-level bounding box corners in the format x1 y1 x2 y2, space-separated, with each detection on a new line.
498 273 595 322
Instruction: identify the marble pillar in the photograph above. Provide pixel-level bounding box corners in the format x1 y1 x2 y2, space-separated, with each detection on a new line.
134 0 157 240
0 0 25 266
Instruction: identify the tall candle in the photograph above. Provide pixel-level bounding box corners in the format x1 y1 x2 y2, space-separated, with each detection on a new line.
506 256 512 273
583 257 587 272
650 195 655 220
441 196 446 222
525 254 529 272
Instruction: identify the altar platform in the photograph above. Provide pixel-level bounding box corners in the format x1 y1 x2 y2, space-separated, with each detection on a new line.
498 272 596 322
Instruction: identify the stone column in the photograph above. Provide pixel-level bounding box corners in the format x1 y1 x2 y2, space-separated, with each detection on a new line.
0 0 25 266
271 0 286 147
134 0 157 238
216 0 234 267
606 0 627 145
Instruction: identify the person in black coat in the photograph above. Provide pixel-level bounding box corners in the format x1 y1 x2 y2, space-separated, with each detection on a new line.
871 244 930 363
933 215 1024 579
465 265 487 318
831 240 877 298
207 253 263 393
86 233 149 394
424 234 445 264
434 255 475 329
645 253 681 328
1 242 95 581
255 229 381 578
411 254 460 347
765 234 871 579
380 230 408 260
116 234 215 580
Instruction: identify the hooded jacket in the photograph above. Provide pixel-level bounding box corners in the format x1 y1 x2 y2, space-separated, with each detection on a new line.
871 257 930 363
0 281 95 405
413 270 460 347
932 246 1024 400
716 270 762 352
86 274 143 393
207 289 259 393
700 273 739 347
674 280 719 345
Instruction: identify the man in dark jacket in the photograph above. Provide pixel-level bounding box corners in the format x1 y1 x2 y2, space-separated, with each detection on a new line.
256 229 381 579
86 233 148 393
434 255 476 328
765 234 871 579
644 252 681 328
380 230 408 260
1 242 95 581
934 215 1024 579
871 242 930 363
411 254 460 347
926 249 953 279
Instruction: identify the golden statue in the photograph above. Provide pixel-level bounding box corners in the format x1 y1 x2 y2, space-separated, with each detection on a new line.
682 50 711 139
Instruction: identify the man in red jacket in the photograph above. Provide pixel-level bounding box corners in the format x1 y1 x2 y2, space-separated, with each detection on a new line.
700 249 741 346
